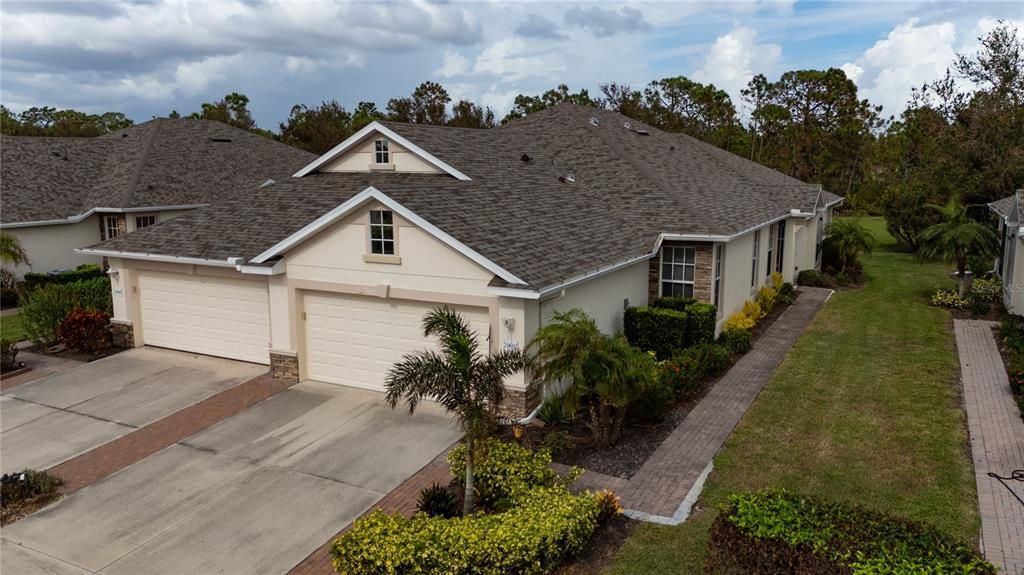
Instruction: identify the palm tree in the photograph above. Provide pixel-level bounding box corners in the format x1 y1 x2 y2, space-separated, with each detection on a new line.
824 219 875 272
0 232 29 267
385 306 526 515
528 309 652 445
918 198 1000 297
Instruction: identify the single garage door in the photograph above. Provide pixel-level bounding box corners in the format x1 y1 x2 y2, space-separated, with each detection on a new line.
304 292 491 391
138 271 270 364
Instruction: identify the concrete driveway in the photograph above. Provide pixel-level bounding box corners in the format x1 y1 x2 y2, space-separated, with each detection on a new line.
2 381 461 575
1 348 265 474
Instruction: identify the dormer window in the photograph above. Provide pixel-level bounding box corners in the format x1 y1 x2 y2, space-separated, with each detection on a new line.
374 139 390 164
369 209 395 255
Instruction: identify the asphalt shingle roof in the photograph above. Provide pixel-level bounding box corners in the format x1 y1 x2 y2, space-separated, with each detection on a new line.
86 104 842 291
990 194 1015 218
1 119 316 224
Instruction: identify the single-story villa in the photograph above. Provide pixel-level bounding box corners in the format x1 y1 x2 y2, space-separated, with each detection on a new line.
80 104 842 416
0 119 315 277
989 190 1024 314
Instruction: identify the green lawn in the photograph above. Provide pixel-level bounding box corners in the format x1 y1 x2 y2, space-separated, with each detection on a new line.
606 217 979 573
0 313 26 342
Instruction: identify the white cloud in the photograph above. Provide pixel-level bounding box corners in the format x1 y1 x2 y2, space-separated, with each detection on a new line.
841 18 959 117
840 62 864 84
692 26 781 105
435 49 469 78
174 54 241 96
473 38 565 82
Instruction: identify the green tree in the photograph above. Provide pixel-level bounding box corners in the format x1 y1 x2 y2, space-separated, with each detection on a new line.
448 100 496 129
502 84 597 123
279 100 353 154
0 232 29 267
387 81 451 125
639 76 746 152
187 92 272 136
351 101 384 131
528 309 654 445
385 307 526 515
918 198 1001 296
0 105 133 137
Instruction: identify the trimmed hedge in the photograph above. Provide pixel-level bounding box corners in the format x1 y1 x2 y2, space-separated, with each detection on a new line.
662 343 734 399
706 489 996 575
22 264 104 290
21 278 112 346
331 486 604 575
650 296 696 312
447 438 574 509
624 306 687 360
685 302 716 345
718 328 752 355
797 269 838 289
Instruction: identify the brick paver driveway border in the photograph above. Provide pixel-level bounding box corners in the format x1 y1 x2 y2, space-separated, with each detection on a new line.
954 319 1024 574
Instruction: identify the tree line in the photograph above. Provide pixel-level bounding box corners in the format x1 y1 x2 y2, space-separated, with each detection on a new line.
2 22 1020 241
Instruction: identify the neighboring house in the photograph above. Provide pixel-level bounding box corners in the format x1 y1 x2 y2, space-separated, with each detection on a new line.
0 119 316 277
989 190 1024 314
80 104 842 416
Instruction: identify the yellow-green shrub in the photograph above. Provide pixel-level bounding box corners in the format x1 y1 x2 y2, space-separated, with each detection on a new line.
770 271 785 291
331 486 604 575
447 438 579 508
724 310 754 331
755 285 777 315
742 299 763 321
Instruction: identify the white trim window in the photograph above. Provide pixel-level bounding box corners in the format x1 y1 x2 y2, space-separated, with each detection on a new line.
102 215 121 240
374 139 390 164
766 224 775 278
661 246 696 298
751 229 761 287
713 244 724 309
135 215 156 229
369 209 395 255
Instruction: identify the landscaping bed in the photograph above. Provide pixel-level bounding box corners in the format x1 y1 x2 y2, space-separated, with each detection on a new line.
502 294 794 479
992 319 1024 422
1 470 63 526
555 513 637 575
23 342 122 364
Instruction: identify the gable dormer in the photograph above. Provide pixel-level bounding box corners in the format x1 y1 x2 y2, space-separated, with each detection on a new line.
292 122 470 180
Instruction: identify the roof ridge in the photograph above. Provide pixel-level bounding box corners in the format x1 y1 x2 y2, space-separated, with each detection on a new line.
116 119 161 208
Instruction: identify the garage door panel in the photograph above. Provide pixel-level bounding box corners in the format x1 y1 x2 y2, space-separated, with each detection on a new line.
138 272 270 365
304 293 490 391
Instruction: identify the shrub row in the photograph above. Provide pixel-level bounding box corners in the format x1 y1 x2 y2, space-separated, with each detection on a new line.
21 277 113 346
624 306 687 360
661 343 735 400
998 316 1024 418
797 269 839 289
1 470 62 506
332 440 611 575
22 264 105 290
931 278 1001 315
706 489 996 575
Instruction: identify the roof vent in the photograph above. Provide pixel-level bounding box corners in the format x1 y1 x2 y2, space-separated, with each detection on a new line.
210 137 233 143
559 174 576 183
636 129 650 136
670 145 675 151
520 153 532 163
589 117 600 126
623 122 632 130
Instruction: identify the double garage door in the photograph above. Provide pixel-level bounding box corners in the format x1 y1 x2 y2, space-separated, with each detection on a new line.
138 271 271 364
303 292 490 392
137 270 490 391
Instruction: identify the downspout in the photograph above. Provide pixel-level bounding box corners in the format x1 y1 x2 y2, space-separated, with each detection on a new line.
506 289 568 425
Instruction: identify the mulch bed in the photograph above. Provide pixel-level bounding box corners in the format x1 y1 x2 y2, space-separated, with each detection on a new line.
949 303 1006 322
555 514 637 574
23 343 122 363
990 324 1024 423
1 493 62 526
503 297 795 479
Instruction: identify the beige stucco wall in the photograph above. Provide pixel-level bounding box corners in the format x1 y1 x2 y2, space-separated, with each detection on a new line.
322 136 441 174
718 229 757 330
537 260 649 336
4 215 103 277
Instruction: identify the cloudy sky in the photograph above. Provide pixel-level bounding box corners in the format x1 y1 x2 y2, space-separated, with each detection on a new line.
1 1 1021 130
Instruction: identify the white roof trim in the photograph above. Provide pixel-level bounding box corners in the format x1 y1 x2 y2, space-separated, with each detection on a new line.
488 286 541 300
73 248 236 268
291 122 471 181
1 204 208 229
236 260 285 275
250 186 527 285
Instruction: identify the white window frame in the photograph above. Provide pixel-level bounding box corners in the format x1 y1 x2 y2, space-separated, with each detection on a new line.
660 245 696 298
103 215 120 240
766 224 775 279
751 229 761 288
135 215 157 229
368 209 395 255
374 139 390 164
713 244 724 310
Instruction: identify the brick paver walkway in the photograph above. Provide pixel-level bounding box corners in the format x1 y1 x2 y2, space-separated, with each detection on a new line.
954 320 1024 575
47 372 296 494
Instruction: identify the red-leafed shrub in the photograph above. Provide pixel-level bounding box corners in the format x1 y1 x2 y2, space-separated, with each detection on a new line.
56 309 111 353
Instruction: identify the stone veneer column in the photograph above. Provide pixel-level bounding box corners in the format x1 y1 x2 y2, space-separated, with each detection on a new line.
269 351 299 383
498 384 541 419
109 319 135 349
